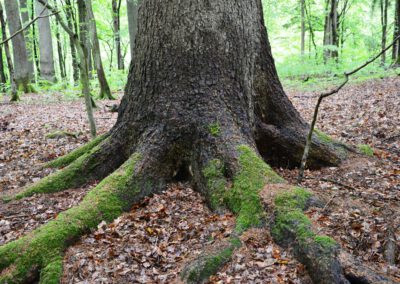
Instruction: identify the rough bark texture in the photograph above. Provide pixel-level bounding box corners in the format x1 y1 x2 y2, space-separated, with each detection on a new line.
126 0 140 62
5 0 32 92
36 1 56 82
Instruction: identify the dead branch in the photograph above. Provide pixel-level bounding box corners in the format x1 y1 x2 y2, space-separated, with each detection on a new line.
297 34 400 183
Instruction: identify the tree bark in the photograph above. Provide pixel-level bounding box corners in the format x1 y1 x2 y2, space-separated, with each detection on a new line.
112 0 124 70
77 0 93 79
4 1 391 284
19 0 35 79
126 0 140 62
85 0 113 99
36 0 56 82
0 45 6 91
4 0 32 93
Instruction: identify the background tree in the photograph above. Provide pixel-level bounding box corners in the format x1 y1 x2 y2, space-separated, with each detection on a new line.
323 0 339 61
393 0 400 64
36 0 56 82
19 0 35 79
86 0 113 99
4 0 33 95
112 0 123 70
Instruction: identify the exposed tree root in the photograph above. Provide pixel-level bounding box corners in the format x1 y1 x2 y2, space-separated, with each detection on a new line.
44 134 108 169
1 143 393 284
0 153 155 283
255 122 348 168
4 135 123 201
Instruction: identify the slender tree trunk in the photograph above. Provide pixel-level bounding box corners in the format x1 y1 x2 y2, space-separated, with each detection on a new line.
55 19 66 79
0 2 18 100
305 1 317 58
126 0 139 62
301 0 306 56
31 0 40 78
0 46 6 91
393 0 400 65
36 1 56 82
112 0 124 70
64 0 79 83
85 0 113 99
77 0 93 79
4 0 32 94
380 0 389 65
19 0 35 79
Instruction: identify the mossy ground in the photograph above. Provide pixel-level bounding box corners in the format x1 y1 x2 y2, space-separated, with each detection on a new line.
314 129 333 144
357 144 374 157
0 155 141 283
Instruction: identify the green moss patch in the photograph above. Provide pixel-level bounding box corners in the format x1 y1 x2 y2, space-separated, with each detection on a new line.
208 123 221 137
46 134 107 168
0 155 141 283
272 188 338 251
357 144 374 157
203 146 284 233
182 237 241 284
314 129 333 143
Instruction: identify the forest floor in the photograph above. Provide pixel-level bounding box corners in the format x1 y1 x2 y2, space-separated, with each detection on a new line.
0 77 399 283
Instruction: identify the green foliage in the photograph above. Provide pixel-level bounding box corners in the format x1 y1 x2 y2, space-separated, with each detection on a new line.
314 129 333 143
357 144 374 157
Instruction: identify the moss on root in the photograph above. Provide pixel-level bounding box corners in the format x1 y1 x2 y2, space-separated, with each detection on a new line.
12 140 110 200
204 145 284 233
357 144 374 157
45 134 107 169
182 237 241 284
0 155 141 283
314 129 333 144
271 187 338 248
39 257 63 284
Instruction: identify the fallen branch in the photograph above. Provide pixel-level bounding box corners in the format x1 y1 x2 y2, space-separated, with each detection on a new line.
297 34 400 183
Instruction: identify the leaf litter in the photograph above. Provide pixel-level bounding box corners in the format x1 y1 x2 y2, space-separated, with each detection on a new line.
0 77 399 283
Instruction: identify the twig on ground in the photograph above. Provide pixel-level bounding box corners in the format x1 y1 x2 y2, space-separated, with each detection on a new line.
297 34 400 183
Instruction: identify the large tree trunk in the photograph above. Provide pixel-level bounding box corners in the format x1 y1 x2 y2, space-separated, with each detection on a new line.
36 0 57 82
2 1 392 284
126 0 140 62
19 0 35 80
4 0 32 94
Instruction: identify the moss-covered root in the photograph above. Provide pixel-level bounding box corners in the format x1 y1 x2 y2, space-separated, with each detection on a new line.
204 145 284 233
180 238 241 284
45 134 107 169
0 154 148 284
271 187 349 284
8 138 110 201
